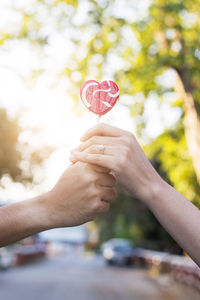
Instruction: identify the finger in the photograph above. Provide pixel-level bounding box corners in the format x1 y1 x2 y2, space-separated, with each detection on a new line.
70 144 120 171
97 201 110 213
72 136 118 153
92 165 110 174
69 155 110 173
97 173 116 187
101 187 117 203
81 123 125 142
71 151 112 170
69 155 77 164
77 144 117 156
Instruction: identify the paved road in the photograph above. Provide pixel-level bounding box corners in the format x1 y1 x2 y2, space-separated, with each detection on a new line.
0 252 197 300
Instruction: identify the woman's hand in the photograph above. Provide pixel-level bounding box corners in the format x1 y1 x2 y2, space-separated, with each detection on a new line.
70 124 200 267
70 123 163 203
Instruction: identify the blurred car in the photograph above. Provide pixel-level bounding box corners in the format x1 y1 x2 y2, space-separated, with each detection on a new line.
101 238 134 266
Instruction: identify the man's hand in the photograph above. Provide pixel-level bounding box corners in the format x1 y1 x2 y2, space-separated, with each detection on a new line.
0 161 116 247
44 161 116 228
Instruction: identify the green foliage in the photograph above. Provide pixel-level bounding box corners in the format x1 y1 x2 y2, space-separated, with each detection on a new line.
145 124 200 208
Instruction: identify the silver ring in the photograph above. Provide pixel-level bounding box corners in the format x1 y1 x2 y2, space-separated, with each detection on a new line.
98 144 105 154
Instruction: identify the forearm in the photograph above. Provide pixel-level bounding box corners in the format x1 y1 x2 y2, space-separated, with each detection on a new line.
144 180 200 266
0 194 51 247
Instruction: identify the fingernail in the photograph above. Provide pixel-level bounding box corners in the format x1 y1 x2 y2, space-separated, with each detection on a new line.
69 156 76 162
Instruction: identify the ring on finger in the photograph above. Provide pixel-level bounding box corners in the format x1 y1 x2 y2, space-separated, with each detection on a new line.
98 144 105 154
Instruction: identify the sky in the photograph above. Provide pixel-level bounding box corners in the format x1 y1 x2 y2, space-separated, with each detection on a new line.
0 0 181 202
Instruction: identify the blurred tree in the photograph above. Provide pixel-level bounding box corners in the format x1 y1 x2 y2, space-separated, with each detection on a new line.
0 109 53 185
63 0 200 248
62 0 200 201
0 109 21 180
2 0 200 250
145 124 200 207
128 0 200 184
61 0 200 183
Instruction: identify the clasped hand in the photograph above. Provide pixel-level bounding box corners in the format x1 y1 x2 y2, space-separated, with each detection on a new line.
70 123 162 203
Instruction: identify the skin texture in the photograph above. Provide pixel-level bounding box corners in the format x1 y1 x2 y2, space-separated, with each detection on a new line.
70 123 200 267
0 162 116 247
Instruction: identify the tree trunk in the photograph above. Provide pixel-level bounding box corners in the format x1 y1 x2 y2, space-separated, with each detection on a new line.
175 71 200 184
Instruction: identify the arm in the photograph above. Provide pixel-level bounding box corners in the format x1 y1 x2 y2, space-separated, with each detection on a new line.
148 181 200 266
0 195 50 247
0 162 116 247
70 123 200 266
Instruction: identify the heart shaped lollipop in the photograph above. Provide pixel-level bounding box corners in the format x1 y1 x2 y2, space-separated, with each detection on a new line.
80 80 119 116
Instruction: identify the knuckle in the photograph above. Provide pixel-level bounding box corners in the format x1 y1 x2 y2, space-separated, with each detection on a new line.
115 155 126 175
99 202 110 213
87 145 95 154
117 155 127 169
93 199 102 213
109 174 116 186
82 152 89 160
119 136 129 149
92 173 99 184
94 155 102 164
91 136 98 143
123 135 131 146
85 140 92 149
121 132 135 148
123 145 130 157
92 144 98 153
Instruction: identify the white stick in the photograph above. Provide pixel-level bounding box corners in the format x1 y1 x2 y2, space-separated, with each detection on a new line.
97 115 101 124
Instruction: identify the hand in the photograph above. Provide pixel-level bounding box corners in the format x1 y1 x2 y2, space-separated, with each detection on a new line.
45 161 117 228
70 123 163 203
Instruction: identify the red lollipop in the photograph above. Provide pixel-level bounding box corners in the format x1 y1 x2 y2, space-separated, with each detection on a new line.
80 80 119 116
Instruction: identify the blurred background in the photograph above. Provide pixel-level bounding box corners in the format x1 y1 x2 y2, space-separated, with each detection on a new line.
0 0 200 299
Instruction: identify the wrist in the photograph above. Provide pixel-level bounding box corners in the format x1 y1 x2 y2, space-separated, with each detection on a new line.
142 177 170 207
30 192 54 232
0 193 56 247
38 188 71 229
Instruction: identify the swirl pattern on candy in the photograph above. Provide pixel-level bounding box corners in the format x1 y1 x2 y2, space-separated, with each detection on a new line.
80 80 119 116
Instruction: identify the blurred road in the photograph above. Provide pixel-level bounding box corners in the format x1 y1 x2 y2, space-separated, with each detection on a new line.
0 252 197 300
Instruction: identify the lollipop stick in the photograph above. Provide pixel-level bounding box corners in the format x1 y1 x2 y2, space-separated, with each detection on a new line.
97 115 101 124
